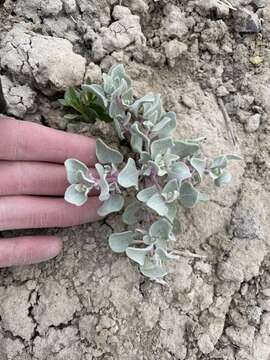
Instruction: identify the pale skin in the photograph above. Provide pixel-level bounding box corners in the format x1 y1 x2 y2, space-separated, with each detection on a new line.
0 117 101 267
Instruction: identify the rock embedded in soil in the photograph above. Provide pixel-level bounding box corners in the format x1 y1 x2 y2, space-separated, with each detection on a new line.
0 75 37 118
0 23 86 95
91 5 146 61
245 113 261 132
62 0 77 14
161 4 188 40
0 284 35 341
234 8 262 32
84 62 103 83
40 0 63 16
164 40 188 67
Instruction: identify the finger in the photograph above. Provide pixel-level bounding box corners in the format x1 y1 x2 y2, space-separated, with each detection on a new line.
0 118 96 166
0 161 67 196
0 196 102 231
0 161 98 196
0 236 62 267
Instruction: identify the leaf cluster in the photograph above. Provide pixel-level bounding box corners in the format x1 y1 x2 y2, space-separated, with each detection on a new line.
63 64 241 281
59 84 112 123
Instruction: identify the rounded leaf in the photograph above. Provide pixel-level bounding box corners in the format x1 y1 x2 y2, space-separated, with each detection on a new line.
140 260 167 279
96 138 123 164
172 141 199 159
122 201 142 225
149 218 172 240
179 182 199 208
126 245 153 266
65 159 89 184
137 186 158 203
146 193 168 216
109 231 134 253
118 158 140 190
190 157 206 182
151 137 174 160
98 194 124 217
64 184 88 206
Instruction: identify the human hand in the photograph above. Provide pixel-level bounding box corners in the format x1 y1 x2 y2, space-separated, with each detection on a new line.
0 117 100 267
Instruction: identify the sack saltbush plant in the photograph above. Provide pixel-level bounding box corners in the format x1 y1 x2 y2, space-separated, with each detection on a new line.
61 64 240 281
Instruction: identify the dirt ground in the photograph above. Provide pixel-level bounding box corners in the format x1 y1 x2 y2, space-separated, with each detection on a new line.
0 0 270 359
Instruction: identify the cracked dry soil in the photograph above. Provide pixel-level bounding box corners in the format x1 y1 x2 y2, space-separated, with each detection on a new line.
0 0 270 359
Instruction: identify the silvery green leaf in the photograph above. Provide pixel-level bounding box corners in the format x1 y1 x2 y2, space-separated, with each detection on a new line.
162 179 179 203
82 84 108 108
150 218 172 239
109 231 134 253
130 93 156 117
151 137 174 159
154 156 168 176
143 94 162 125
172 140 199 158
140 260 167 279
98 194 124 217
140 151 151 163
147 160 160 175
122 87 133 106
103 73 115 94
131 132 143 153
165 202 177 223
152 112 176 138
210 155 227 169
214 169 232 187
96 138 123 164
208 167 221 180
179 182 199 208
113 118 124 140
109 64 132 89
190 157 206 182
126 245 153 266
122 201 142 225
169 162 191 181
95 164 110 201
146 193 168 216
118 158 140 190
77 170 95 188
65 159 89 184
109 88 126 120
64 184 88 206
226 154 242 161
163 179 179 195
130 122 150 153
137 186 158 203
156 248 179 261
143 234 154 245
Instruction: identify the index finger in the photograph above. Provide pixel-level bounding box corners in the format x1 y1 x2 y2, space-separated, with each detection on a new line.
0 117 97 166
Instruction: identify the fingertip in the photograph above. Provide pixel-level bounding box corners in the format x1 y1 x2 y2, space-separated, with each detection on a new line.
47 236 63 259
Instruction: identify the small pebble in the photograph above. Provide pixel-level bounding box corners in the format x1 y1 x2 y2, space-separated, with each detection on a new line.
181 94 196 109
234 8 262 33
216 85 229 97
245 113 261 132
247 305 262 325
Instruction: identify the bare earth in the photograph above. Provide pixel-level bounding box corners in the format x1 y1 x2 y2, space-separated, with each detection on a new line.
0 0 270 359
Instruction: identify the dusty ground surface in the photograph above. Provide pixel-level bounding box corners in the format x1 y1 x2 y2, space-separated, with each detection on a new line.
0 0 270 359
